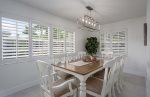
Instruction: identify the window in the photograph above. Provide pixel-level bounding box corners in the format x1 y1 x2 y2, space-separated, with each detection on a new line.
100 30 127 56
1 15 75 61
112 31 127 56
2 17 29 59
32 24 49 56
52 28 75 54
66 31 75 53
100 32 112 52
52 28 65 54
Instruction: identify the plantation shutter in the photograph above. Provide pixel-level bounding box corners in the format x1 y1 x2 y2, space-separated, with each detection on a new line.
66 31 75 53
112 31 127 56
118 31 127 54
32 24 49 56
2 17 29 59
52 28 65 54
100 30 127 56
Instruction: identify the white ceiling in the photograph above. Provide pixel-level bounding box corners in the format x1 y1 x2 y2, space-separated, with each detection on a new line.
14 0 147 24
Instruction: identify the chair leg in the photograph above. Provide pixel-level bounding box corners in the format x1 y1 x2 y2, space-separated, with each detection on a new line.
112 85 116 97
108 91 112 97
116 81 121 94
73 89 78 97
119 78 124 90
40 89 44 97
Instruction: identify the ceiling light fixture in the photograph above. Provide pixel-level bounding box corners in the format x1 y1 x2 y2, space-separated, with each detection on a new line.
77 6 100 31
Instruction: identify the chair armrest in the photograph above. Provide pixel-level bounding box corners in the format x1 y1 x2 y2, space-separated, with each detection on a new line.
52 78 75 95
51 72 61 81
41 72 60 82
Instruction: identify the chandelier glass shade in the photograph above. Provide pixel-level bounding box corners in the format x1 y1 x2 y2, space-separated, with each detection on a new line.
77 6 100 31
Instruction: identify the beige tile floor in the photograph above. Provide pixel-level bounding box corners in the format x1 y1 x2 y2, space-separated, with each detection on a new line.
6 73 146 97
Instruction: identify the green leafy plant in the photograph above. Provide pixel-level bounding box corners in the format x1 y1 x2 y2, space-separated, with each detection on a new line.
85 37 99 56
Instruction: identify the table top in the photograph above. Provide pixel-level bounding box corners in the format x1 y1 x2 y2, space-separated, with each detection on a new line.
52 59 105 75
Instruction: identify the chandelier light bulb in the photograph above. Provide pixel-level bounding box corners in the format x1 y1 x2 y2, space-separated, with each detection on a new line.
82 18 84 22
85 20 88 23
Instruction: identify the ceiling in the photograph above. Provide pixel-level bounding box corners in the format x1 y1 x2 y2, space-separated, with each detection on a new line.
14 0 147 24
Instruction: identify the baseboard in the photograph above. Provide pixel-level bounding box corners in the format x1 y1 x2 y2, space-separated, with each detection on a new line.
0 80 39 97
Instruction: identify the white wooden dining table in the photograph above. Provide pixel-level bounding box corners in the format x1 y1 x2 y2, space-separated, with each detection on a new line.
52 59 110 97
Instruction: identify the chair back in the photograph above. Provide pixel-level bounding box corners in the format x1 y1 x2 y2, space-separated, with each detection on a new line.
113 56 122 82
101 51 113 59
36 60 54 97
119 54 127 74
78 51 86 59
101 59 117 96
53 54 66 64
66 52 78 62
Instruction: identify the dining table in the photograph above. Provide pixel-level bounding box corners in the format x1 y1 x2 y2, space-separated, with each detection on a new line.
52 59 110 97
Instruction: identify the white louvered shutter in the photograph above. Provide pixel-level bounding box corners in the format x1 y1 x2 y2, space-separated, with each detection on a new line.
2 17 29 59
32 24 49 56
52 28 65 54
66 31 75 53
112 31 127 56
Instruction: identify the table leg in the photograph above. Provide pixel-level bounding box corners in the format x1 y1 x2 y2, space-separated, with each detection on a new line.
79 81 86 97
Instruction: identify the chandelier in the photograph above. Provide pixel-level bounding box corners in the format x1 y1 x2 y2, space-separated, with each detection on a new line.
77 6 100 31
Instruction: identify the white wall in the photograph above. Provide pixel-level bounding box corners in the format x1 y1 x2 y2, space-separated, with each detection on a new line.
0 0 89 97
146 0 150 96
101 17 147 77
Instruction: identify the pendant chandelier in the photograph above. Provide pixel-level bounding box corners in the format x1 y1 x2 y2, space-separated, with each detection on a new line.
77 6 100 31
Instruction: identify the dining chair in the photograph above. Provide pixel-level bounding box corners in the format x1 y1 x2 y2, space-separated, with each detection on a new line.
101 51 113 59
118 54 127 91
86 59 117 97
36 60 77 97
78 51 86 59
112 55 127 96
111 56 122 97
66 53 78 62
51 56 74 81
53 54 66 64
93 58 116 80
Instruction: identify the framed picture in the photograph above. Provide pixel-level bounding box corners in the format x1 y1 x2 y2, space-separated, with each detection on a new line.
144 23 147 46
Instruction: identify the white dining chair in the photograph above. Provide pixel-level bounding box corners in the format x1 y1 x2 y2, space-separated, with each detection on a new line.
53 54 66 64
111 56 122 97
51 56 75 81
36 60 77 97
78 51 86 59
118 54 127 90
93 55 127 97
66 53 78 62
101 51 113 59
86 59 117 97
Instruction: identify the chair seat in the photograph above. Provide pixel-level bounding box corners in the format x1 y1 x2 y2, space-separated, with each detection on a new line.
93 69 105 80
53 79 77 97
86 77 103 95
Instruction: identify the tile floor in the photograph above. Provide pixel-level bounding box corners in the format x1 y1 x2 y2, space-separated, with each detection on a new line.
6 73 146 97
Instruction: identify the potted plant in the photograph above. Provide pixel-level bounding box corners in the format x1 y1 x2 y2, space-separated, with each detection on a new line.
85 37 99 61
